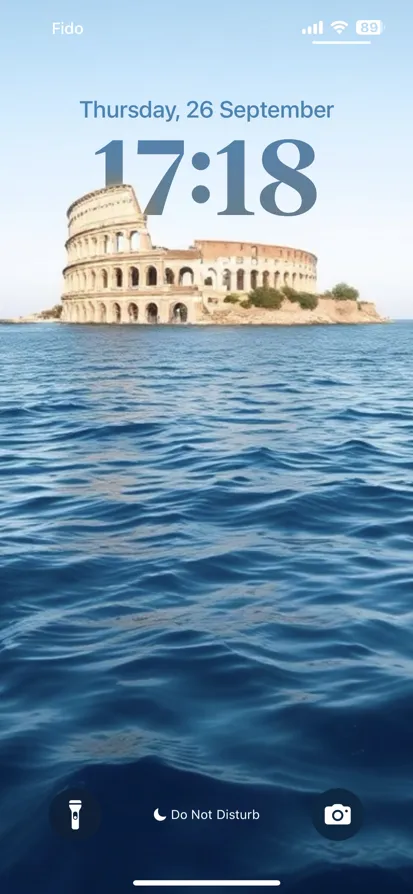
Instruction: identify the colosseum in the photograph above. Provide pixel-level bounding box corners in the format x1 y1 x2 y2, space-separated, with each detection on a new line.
61 185 317 324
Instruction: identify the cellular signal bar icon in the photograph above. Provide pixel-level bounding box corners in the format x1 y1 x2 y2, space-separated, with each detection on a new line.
302 20 324 35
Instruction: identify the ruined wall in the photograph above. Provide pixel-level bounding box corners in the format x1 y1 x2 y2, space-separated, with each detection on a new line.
61 187 318 323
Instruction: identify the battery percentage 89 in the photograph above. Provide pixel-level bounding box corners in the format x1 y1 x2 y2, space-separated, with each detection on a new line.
356 20 385 35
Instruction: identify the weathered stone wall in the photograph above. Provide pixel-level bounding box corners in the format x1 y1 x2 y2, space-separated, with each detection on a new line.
63 294 200 325
61 186 317 323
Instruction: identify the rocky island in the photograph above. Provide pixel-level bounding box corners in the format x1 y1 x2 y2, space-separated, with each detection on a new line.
2 293 386 326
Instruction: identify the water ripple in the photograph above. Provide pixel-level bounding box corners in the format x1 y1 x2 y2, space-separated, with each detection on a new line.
1 322 413 893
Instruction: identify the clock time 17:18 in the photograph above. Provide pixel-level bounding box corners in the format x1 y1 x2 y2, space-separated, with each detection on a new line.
96 139 317 216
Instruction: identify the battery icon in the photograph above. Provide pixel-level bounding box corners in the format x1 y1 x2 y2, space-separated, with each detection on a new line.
356 20 385 35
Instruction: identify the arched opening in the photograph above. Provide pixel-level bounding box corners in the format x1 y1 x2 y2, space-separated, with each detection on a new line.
82 271 87 289
116 232 125 252
179 267 194 286
146 266 157 286
91 237 97 255
98 302 107 323
146 302 158 323
103 235 110 254
130 267 139 287
114 267 123 288
130 231 139 251
113 302 121 323
90 270 96 291
101 269 108 289
81 303 87 322
88 302 95 323
284 272 290 285
274 271 280 289
236 269 245 290
222 269 231 291
250 270 258 289
84 239 89 257
74 305 80 322
205 268 217 289
128 303 139 322
292 272 297 288
263 270 270 287
164 268 175 285
171 302 188 323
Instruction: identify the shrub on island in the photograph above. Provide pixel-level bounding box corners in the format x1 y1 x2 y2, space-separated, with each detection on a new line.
240 299 252 309
281 285 297 300
295 292 319 310
326 282 359 301
246 286 319 311
223 293 240 303
281 285 318 310
248 287 283 309
39 304 63 319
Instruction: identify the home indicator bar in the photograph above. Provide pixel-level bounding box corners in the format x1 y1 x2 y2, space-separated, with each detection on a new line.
132 882 281 887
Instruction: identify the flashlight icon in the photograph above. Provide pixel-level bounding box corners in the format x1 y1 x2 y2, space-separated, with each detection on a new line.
68 799 82 831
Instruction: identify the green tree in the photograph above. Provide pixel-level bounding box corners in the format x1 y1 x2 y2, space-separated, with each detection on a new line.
281 285 297 300
40 304 63 319
223 293 240 303
248 287 283 309
296 292 318 310
281 285 318 310
330 282 359 301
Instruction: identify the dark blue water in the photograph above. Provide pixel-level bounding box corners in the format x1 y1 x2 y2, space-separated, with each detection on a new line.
1 321 413 894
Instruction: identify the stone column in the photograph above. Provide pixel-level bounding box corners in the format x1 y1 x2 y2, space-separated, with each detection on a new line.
159 300 170 324
193 262 200 288
138 299 147 323
140 229 152 251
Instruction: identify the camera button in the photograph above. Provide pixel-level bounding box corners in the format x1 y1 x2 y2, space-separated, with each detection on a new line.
311 788 363 840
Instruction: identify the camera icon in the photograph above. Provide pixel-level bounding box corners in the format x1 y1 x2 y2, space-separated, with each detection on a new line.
324 804 351 825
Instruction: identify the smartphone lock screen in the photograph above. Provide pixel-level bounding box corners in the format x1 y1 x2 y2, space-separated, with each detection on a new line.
0 2 412 893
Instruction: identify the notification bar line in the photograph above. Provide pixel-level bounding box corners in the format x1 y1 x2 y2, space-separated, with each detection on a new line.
132 882 281 887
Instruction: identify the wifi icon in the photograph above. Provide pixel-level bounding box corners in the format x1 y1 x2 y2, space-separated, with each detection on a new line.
331 20 348 34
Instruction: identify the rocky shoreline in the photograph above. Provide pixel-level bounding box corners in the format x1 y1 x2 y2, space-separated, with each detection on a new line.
1 298 388 326
0 316 61 324
200 297 388 325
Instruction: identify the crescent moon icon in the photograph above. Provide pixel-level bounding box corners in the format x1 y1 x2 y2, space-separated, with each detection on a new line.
153 808 167 822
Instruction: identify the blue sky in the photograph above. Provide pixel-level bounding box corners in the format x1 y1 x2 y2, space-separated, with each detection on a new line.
0 0 411 316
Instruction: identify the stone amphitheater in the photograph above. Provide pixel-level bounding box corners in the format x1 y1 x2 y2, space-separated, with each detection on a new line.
61 185 317 324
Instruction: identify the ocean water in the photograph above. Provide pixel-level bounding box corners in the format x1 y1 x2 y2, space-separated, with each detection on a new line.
1 321 413 894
